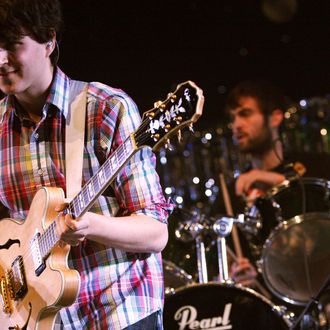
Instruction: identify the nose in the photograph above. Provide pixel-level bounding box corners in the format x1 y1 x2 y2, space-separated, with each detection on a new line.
231 114 242 132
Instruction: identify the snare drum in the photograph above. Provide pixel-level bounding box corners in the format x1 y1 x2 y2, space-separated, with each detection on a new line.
164 283 292 329
163 259 194 295
250 177 330 305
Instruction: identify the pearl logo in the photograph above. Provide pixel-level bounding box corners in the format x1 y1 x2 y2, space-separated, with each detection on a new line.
174 303 232 330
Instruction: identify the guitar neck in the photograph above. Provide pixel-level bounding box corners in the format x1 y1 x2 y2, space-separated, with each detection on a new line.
39 134 138 258
68 134 138 218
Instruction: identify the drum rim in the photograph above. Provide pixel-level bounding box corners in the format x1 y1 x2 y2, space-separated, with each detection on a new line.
266 176 330 198
163 258 194 281
260 211 330 306
164 282 293 327
166 281 277 306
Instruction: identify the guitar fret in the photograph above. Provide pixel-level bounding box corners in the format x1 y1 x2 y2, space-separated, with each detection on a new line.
82 186 89 207
78 193 84 209
87 182 94 199
98 168 105 186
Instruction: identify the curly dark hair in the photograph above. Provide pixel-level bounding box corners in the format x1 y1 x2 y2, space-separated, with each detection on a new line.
225 80 288 117
0 0 64 65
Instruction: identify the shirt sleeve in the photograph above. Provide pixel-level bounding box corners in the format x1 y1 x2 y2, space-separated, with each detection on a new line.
100 91 174 223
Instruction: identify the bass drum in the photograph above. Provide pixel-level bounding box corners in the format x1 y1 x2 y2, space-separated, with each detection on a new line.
163 259 194 295
254 177 330 306
164 283 292 330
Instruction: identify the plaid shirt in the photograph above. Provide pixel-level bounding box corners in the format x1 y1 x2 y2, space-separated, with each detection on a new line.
0 68 173 329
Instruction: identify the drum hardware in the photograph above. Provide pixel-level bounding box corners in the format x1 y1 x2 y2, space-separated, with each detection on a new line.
213 217 234 283
163 259 194 296
174 216 210 283
289 273 330 330
245 177 330 306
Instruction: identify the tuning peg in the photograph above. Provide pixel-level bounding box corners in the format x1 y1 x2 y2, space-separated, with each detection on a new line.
154 101 162 108
152 133 160 142
177 129 182 143
154 101 166 111
189 123 194 134
164 124 171 132
165 139 173 151
175 116 183 124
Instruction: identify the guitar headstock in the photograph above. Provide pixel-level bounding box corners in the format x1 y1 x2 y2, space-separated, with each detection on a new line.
134 81 204 151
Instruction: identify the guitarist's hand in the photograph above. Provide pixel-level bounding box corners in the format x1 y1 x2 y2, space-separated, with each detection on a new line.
55 203 89 246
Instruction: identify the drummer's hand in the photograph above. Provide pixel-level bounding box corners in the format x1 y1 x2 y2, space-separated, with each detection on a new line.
230 257 258 287
235 169 285 197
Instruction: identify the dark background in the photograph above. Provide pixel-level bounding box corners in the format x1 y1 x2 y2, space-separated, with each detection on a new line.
59 0 330 129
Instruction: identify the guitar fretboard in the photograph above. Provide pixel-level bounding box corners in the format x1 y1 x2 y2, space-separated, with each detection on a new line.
38 134 137 258
69 135 136 218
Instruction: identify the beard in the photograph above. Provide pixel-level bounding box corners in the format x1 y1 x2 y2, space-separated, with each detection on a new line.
239 124 274 156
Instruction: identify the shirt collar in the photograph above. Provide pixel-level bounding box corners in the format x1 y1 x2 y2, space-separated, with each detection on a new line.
46 66 71 119
0 66 71 124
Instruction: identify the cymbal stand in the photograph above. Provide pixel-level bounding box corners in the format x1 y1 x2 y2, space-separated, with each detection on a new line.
195 235 208 283
175 218 208 283
213 217 234 283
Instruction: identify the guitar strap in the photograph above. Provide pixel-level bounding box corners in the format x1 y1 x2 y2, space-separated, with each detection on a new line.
65 80 88 200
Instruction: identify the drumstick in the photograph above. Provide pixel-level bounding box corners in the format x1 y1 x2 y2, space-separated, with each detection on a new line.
219 173 242 257
219 173 271 299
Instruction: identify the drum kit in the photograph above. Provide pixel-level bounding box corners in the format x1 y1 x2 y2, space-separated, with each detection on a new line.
162 176 330 330
159 97 330 329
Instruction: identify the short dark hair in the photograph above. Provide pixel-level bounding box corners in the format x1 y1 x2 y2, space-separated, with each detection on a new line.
0 0 63 66
225 80 288 117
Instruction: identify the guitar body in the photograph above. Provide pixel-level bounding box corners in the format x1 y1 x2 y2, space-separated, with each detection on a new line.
0 187 80 330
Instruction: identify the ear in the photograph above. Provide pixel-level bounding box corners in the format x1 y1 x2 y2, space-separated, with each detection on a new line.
45 31 56 56
269 108 283 128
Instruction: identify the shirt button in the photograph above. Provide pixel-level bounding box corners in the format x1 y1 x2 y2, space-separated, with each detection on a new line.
34 133 39 140
37 168 44 176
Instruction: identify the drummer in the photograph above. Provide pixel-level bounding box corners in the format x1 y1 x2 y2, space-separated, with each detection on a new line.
223 79 330 299
227 79 330 197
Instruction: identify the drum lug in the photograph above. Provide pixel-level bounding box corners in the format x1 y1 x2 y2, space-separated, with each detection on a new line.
272 304 296 327
270 199 283 223
256 259 263 274
241 206 263 236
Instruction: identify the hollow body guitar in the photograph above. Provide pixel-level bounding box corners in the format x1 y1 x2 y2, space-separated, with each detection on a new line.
0 81 204 329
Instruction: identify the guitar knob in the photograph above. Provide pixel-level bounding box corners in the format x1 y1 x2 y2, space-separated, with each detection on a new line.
147 112 155 119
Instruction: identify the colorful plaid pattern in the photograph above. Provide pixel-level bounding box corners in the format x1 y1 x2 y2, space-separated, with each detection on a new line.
0 68 173 329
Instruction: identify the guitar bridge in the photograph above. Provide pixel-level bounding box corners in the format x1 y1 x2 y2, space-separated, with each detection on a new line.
0 275 12 314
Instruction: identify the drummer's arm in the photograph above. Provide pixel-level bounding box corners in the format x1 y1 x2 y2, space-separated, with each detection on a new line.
230 257 258 287
235 169 285 196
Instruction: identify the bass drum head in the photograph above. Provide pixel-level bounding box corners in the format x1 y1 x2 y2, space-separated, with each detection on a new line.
164 283 291 330
261 212 330 305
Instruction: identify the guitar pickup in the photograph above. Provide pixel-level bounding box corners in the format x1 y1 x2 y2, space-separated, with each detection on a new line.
30 232 46 276
11 255 27 299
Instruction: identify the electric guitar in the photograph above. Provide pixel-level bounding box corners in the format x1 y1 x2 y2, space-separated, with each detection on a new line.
0 81 204 329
